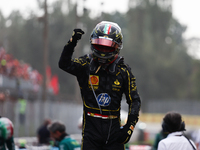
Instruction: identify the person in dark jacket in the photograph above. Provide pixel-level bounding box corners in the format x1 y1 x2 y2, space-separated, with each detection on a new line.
37 119 51 145
58 21 141 150
0 117 15 150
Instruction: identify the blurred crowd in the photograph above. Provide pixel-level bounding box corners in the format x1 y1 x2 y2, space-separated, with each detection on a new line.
0 47 43 87
0 47 59 95
1 113 200 150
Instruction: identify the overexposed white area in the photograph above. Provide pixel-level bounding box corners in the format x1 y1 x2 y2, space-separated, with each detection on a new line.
172 0 200 39
0 0 199 39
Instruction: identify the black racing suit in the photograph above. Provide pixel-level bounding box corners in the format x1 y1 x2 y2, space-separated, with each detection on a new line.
59 42 141 150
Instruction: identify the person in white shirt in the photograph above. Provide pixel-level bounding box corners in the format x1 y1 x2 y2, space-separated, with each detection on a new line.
158 111 197 150
191 129 200 150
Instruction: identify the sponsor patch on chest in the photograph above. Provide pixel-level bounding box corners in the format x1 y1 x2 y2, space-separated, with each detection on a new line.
88 75 99 90
89 75 99 85
97 93 111 106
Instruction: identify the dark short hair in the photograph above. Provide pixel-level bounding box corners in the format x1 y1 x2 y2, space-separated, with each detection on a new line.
162 111 185 133
48 121 66 133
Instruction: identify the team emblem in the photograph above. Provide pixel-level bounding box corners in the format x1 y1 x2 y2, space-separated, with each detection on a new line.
97 93 111 106
114 79 120 85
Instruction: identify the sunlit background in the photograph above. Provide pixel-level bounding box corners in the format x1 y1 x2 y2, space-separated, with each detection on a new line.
0 0 200 149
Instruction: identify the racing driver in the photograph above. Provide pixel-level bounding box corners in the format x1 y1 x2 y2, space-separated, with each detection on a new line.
58 21 141 150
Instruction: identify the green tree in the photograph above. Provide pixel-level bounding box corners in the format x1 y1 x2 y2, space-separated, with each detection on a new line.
0 0 199 102
123 0 193 100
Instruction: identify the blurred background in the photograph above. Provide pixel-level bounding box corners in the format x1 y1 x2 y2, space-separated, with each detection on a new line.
0 0 200 149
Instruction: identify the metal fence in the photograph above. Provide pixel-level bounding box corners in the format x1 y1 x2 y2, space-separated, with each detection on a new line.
1 98 200 138
143 99 200 116
0 99 83 137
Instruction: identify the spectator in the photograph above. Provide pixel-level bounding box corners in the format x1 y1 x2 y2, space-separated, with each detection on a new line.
158 111 197 150
0 57 7 74
0 117 15 150
48 121 80 150
18 96 27 125
37 119 51 145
